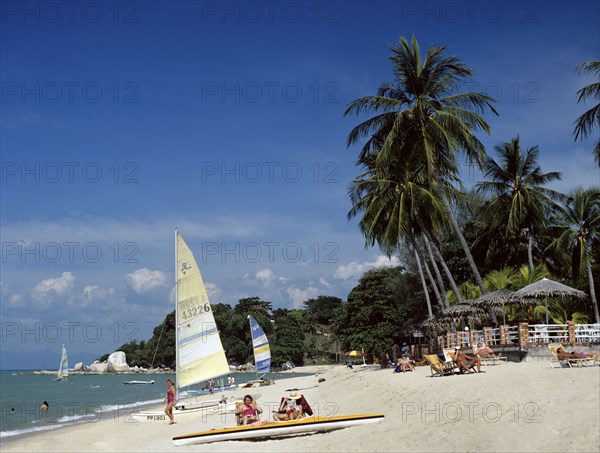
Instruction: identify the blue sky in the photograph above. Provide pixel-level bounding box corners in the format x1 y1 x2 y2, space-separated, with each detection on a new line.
1 0 599 366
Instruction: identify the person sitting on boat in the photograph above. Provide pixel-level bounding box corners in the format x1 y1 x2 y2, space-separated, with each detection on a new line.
235 395 263 425
274 391 313 421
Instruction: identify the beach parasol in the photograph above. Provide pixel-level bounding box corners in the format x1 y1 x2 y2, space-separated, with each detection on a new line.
507 278 588 324
473 289 515 324
345 348 366 365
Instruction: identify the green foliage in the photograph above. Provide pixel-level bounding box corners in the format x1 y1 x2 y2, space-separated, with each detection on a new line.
270 309 306 365
334 266 426 358
303 296 343 324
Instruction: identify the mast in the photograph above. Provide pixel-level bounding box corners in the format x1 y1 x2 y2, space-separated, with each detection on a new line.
174 227 179 399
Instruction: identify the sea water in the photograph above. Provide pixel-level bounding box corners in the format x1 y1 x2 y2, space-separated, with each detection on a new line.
0 370 300 442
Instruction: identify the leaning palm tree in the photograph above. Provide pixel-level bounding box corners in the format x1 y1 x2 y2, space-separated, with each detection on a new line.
573 61 600 166
545 187 600 323
348 156 447 313
344 35 498 300
475 137 563 271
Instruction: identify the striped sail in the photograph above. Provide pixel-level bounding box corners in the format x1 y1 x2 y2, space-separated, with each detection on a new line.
177 233 229 388
57 344 68 379
248 315 271 375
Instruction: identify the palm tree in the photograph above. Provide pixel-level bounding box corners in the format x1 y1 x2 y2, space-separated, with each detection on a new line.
573 61 600 166
344 35 498 300
475 137 562 271
546 187 600 323
347 158 447 313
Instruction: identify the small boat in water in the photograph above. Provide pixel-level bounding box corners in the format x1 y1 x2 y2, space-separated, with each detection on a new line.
55 344 69 381
122 380 155 385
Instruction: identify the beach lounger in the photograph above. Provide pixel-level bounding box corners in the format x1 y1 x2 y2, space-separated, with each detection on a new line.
478 356 508 366
424 354 456 377
548 344 598 368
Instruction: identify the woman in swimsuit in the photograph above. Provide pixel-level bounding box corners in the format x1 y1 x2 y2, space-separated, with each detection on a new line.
163 378 176 425
235 395 263 425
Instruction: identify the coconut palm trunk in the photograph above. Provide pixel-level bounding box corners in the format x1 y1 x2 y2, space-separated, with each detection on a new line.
421 225 464 305
527 232 534 272
587 259 600 323
421 236 450 309
409 236 433 317
438 187 497 324
420 247 445 312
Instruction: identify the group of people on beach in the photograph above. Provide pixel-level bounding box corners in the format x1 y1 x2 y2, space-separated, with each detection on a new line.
162 377 313 426
237 390 312 425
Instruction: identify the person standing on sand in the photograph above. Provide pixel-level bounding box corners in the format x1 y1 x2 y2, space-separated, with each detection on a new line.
163 379 176 425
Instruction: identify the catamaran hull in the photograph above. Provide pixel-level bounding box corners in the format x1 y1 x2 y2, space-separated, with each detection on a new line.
172 414 384 446
122 380 155 385
130 401 237 423
184 385 237 395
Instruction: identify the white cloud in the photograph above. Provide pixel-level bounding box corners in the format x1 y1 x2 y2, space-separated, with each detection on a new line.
255 268 276 287
81 285 115 303
287 286 319 309
319 277 331 288
205 282 223 303
33 272 75 302
126 268 168 294
333 255 399 280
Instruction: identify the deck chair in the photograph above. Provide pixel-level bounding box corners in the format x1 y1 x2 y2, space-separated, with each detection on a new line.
424 354 456 377
478 356 508 366
235 401 261 425
548 344 598 368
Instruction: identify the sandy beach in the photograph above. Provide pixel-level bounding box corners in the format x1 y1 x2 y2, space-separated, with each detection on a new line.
2 360 599 453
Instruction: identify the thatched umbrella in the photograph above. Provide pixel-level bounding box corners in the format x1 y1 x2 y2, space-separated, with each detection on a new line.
507 278 588 324
473 289 515 324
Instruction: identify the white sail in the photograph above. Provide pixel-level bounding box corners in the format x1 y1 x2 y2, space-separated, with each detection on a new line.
248 315 271 377
57 344 68 380
176 232 229 389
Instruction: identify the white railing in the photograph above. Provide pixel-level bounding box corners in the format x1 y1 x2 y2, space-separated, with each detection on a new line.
507 326 519 344
575 323 600 343
528 324 569 344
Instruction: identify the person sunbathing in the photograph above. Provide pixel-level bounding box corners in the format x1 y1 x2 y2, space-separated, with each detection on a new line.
399 355 414 372
474 342 499 358
453 346 481 373
274 392 303 421
235 395 263 425
556 347 600 360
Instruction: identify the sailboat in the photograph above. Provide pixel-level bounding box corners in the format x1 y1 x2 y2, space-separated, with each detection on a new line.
55 344 68 381
238 315 273 388
131 231 238 422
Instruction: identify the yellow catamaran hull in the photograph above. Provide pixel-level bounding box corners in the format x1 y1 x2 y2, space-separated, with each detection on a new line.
172 413 384 446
